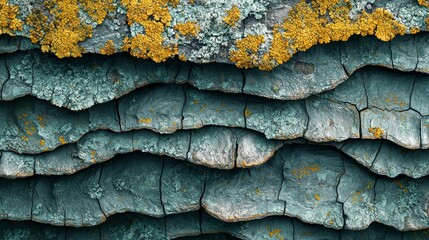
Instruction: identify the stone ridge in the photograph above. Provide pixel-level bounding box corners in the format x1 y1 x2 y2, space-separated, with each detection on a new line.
0 0 428 69
0 211 428 240
3 128 429 180
0 77 428 155
1 32 429 111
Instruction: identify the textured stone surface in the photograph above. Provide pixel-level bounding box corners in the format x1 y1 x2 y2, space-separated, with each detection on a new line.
32 167 105 227
3 211 429 240
361 108 421 149
98 153 164 218
183 87 246 130
279 145 344 229
243 43 347 100
305 96 360 142
2 5 429 236
202 151 285 222
245 98 308 140
0 33 429 112
341 140 429 178
8 79 429 156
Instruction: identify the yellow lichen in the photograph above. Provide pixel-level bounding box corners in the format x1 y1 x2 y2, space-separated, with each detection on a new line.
39 139 45 146
139 118 152 123
231 0 408 70
314 193 321 201
244 109 252 118
394 179 409 193
100 40 116 55
91 150 97 163
27 0 94 58
291 164 321 179
121 0 179 63
26 0 116 58
79 0 115 24
426 16 429 30
418 0 429 8
179 54 187 61
0 0 23 35
223 5 240 26
59 136 67 145
174 21 200 36
368 127 385 139
266 226 284 240
229 35 265 69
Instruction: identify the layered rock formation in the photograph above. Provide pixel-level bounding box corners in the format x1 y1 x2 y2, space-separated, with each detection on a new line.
1 0 429 239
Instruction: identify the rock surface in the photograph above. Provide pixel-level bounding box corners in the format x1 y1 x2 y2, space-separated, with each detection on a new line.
1 5 429 236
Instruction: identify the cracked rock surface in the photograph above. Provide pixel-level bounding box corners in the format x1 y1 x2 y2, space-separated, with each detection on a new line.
2 28 429 238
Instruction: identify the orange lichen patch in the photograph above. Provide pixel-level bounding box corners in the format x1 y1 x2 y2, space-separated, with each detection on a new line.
418 0 429 7
426 16 429 30
314 193 321 201
384 94 407 107
139 118 152 123
0 0 23 35
229 35 265 69
21 136 29 142
368 127 385 139
100 40 116 55
91 150 97 163
350 190 364 204
39 139 45 146
26 0 94 58
231 0 408 70
394 179 409 193
26 0 115 58
291 164 321 179
223 5 240 26
26 9 48 44
266 227 284 240
59 136 67 145
121 0 179 63
174 21 200 36
79 0 116 24
179 54 186 61
244 109 252 118
409 27 421 34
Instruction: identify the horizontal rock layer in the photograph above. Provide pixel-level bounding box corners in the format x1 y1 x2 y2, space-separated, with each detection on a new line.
1 148 429 231
0 74 427 156
0 33 428 110
2 210 429 240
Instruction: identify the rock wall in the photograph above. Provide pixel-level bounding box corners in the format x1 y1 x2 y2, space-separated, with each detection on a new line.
1 0 429 239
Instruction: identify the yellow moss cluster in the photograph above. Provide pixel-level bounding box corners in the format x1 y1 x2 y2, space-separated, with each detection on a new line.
99 40 116 55
231 0 408 70
174 21 200 36
224 5 240 26
0 0 23 35
26 0 115 58
121 0 179 63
